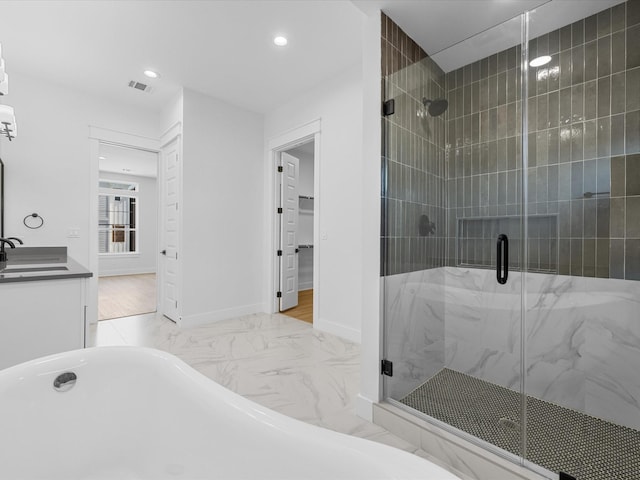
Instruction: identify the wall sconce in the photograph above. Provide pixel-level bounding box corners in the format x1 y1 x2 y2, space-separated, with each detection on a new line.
0 105 17 141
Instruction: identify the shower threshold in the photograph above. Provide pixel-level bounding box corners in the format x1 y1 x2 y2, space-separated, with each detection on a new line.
400 368 640 480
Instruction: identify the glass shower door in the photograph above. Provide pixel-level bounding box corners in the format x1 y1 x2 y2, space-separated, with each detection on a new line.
524 3 640 479
381 11 528 464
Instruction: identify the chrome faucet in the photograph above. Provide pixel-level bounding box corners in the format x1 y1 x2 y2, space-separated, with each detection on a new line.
6 237 23 245
0 238 16 263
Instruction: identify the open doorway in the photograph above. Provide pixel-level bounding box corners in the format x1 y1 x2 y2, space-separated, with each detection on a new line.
97 143 159 321
277 140 315 324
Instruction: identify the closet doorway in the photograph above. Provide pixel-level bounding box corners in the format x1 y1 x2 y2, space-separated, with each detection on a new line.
278 140 315 324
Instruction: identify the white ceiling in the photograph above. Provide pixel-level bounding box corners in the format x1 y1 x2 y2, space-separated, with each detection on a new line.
352 0 624 72
99 143 157 178
0 1 624 116
0 1 363 114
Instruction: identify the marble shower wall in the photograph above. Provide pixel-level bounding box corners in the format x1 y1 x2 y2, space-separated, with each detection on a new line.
443 266 640 430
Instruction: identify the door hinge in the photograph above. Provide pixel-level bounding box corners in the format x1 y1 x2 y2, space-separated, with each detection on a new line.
295 248 299 253
175 300 178 308
277 166 283 173
276 291 282 298
383 99 395 116
381 359 393 377
277 207 283 214
277 250 282 256
176 202 178 210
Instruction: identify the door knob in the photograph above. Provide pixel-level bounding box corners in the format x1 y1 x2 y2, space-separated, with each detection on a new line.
161 249 167 256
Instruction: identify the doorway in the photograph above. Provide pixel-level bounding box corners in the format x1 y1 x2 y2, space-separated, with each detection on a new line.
97 143 159 321
279 141 314 324
269 121 320 327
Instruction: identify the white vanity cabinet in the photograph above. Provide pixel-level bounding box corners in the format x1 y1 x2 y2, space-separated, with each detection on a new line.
0 276 88 370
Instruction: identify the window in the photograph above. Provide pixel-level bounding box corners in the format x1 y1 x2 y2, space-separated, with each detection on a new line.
99 180 139 254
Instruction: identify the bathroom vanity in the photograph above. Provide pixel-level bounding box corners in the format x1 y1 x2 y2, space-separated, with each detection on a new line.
0 247 92 370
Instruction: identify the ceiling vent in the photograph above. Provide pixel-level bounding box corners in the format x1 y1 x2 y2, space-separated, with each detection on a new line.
128 80 153 93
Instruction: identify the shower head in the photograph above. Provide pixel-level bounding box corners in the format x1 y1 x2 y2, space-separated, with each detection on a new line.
422 98 449 117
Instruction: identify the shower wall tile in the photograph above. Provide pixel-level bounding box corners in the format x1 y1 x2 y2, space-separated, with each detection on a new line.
381 13 447 276
444 0 640 280
442 267 640 427
384 270 446 399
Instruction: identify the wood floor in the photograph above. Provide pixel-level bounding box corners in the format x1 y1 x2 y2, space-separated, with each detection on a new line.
281 289 313 324
98 273 157 321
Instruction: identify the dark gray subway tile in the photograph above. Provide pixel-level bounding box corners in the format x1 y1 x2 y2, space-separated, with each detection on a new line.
627 67 640 112
597 156 611 195
584 198 597 238
584 80 597 120
507 68 517 103
498 71 507 104
597 117 611 158
572 84 584 122
611 72 626 114
572 161 584 199
560 49 572 88
610 238 625 278
559 238 571 274
559 201 571 236
571 45 584 84
529 131 537 168
611 197 625 238
597 76 611 117
560 126 572 163
584 158 597 194
627 196 640 237
560 24 572 51
611 155 626 197
572 19 585 47
597 8 611 38
572 122 584 161
597 198 610 239
537 95 548 130
548 164 559 202
629 0 640 27
548 53 560 92
548 127 560 165
627 154 640 196
612 31 626 73
585 13 598 43
471 80 479 112
571 238 583 275
549 29 560 55
611 114 625 156
571 199 584 238
627 24 640 69
584 40 598 82
612 3 626 32
584 120 597 160
583 238 596 277
626 239 640 280
626 110 640 154
597 35 611 78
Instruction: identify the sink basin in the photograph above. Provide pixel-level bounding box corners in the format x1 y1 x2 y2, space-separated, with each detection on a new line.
1 266 69 273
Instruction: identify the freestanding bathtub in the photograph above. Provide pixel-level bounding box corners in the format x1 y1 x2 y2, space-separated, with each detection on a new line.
0 347 459 479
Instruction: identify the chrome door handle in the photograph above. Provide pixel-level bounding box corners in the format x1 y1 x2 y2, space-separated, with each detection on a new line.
161 249 167 256
496 234 508 285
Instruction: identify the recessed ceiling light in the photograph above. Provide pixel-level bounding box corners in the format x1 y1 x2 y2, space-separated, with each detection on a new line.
529 55 551 67
98 156 106 160
143 70 159 79
273 36 288 47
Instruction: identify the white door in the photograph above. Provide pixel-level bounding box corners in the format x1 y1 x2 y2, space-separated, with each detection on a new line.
280 152 299 311
161 137 180 322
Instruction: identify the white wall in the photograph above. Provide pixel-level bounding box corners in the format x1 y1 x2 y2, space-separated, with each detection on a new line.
97 171 158 277
359 10 383 420
180 88 265 326
0 71 159 268
264 64 364 343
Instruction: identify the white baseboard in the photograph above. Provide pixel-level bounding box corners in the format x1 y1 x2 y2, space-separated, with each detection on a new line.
178 303 265 328
299 282 313 291
314 317 361 344
355 394 374 421
98 269 156 277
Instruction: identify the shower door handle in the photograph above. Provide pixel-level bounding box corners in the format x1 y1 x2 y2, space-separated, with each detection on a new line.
496 234 508 285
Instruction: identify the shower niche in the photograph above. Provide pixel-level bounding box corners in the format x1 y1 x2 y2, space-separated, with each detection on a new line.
380 2 640 479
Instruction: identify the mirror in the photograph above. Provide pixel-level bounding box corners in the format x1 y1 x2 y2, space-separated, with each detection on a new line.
0 158 4 238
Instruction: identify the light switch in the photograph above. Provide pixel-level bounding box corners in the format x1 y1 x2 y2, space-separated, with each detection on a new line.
67 228 80 238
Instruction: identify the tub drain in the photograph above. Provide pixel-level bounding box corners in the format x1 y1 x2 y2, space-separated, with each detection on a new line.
498 417 521 432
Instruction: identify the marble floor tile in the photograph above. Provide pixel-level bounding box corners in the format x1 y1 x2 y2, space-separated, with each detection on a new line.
91 312 450 473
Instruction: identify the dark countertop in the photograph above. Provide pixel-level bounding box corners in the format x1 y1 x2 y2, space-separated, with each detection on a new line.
0 248 93 284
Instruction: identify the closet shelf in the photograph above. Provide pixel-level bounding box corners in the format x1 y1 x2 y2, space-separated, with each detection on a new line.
298 195 314 200
298 244 314 249
299 209 314 214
